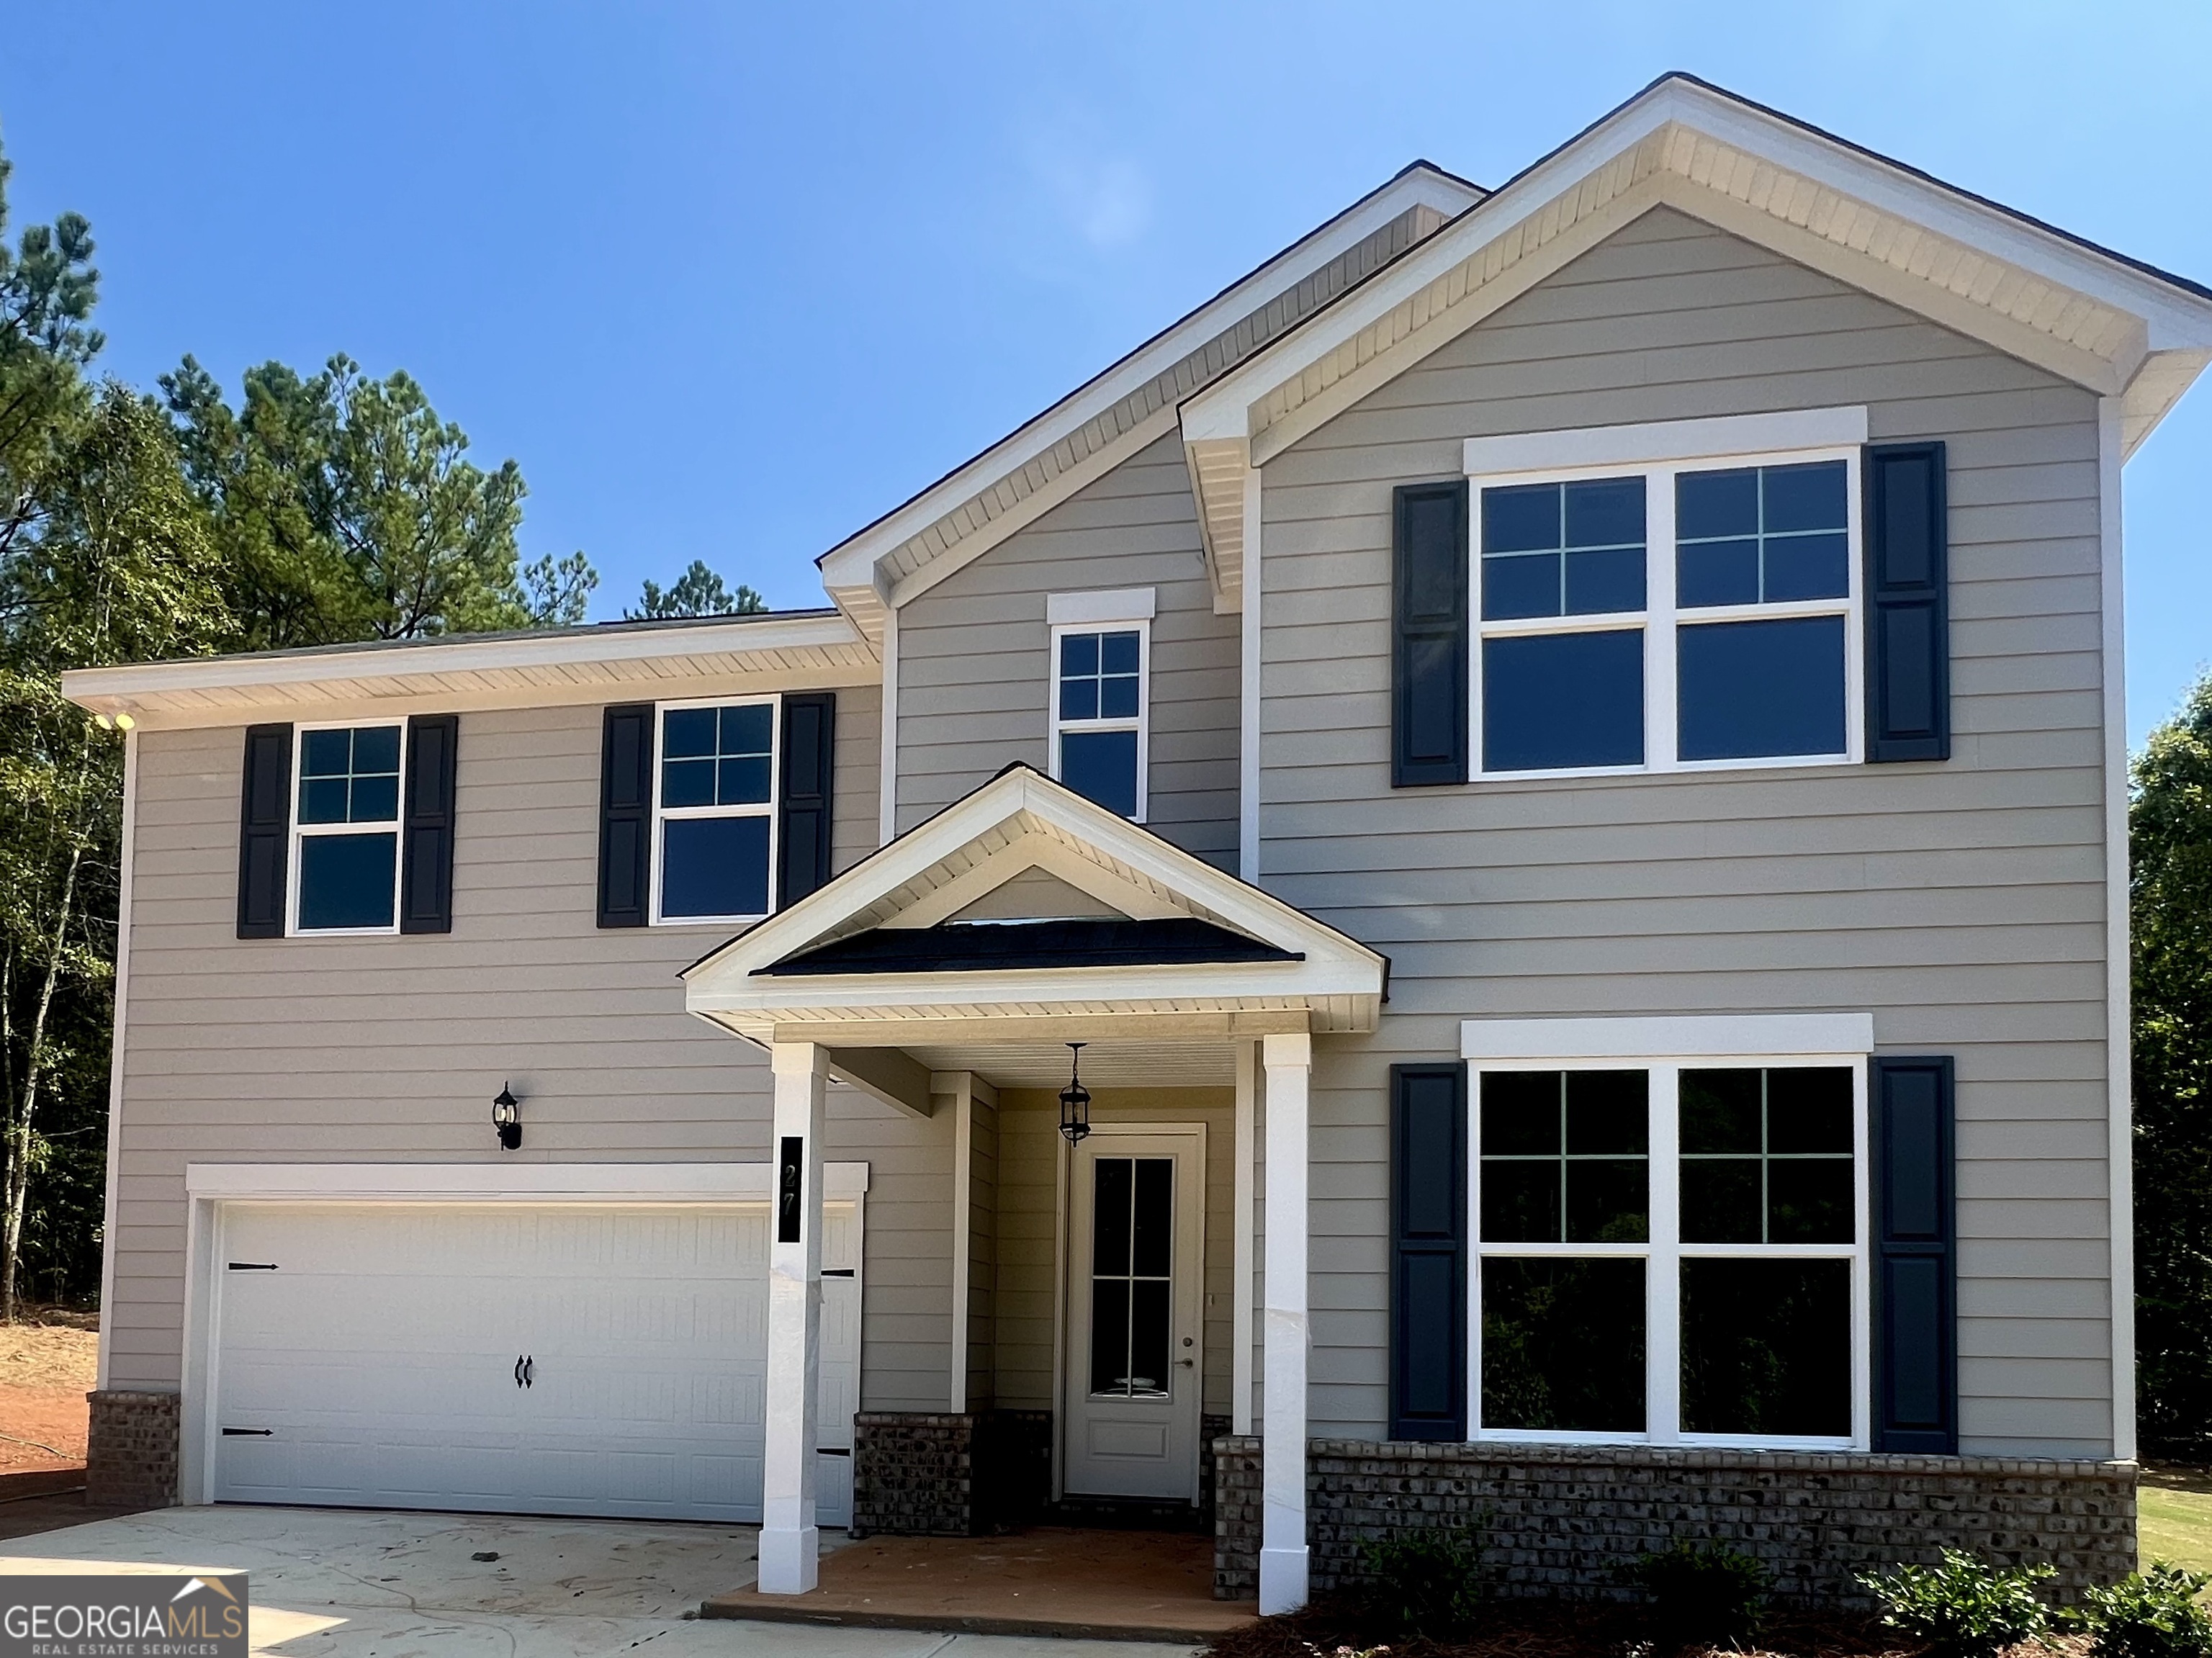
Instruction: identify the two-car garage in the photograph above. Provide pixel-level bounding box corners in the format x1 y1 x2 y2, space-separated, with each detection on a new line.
193 1168 863 1526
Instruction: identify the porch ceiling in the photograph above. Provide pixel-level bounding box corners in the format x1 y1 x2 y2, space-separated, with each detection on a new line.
912 1040 1236 1091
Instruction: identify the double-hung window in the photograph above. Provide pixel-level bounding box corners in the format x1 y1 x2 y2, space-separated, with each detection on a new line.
1467 412 1863 777
653 698 778 924
1472 1055 1867 1449
292 722 404 934
1046 589 1154 820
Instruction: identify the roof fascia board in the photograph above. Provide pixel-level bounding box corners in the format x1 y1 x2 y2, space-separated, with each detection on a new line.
80 660 878 731
883 405 1180 610
686 956 1375 1017
1658 80 2212 349
1182 81 2212 456
61 613 866 710
682 768 1385 994
818 166 1483 601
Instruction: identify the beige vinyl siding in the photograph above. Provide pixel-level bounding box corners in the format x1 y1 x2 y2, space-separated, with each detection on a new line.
112 689 962 1415
894 431 1241 868
1261 206 2114 1458
989 1089 1236 1420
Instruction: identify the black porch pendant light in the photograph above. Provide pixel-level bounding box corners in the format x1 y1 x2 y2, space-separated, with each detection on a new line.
1058 1043 1092 1145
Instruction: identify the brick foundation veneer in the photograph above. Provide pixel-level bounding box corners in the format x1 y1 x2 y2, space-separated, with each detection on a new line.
85 1390 181 1512
1212 1438 2136 1604
850 1410 1052 1538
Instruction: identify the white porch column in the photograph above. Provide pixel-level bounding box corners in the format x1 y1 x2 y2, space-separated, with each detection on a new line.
1259 1030 1311 1615
760 1040 827 1595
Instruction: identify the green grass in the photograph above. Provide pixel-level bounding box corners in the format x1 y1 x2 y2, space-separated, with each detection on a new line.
2141 1467 2212 1576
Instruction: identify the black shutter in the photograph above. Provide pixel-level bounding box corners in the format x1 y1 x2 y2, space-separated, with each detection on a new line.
236 723 293 939
1865 442 1950 762
777 692 837 909
597 703 655 929
1392 480 1470 786
1390 1063 1467 1440
1872 1055 1957 1453
398 714 459 934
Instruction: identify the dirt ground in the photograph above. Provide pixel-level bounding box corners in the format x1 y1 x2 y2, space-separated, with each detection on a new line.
0 1310 96 1473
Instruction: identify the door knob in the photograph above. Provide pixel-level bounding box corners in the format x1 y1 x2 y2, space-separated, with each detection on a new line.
523 1356 534 1388
514 1356 526 1389
1177 1358 1195 1367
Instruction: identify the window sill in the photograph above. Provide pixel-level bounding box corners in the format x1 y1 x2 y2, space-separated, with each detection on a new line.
1462 751 1859 786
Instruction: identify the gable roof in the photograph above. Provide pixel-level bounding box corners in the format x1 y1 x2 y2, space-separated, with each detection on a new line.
816 161 1485 636
1178 73 2212 566
682 763 1388 1042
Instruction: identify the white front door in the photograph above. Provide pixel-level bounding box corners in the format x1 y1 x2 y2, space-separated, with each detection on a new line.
209 1199 860 1524
1064 1131 1203 1500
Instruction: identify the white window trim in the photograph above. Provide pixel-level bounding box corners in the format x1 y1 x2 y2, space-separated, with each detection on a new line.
287 717 405 938
650 694 782 928
1046 587 1156 627
1465 1047 1871 1455
1466 434 1865 783
1048 618 1151 822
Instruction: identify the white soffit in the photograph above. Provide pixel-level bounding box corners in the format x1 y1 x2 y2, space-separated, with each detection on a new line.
680 764 1388 1041
1179 76 2212 561
59 611 877 728
816 164 1485 639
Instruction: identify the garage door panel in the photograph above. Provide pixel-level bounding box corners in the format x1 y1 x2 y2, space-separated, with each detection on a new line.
212 1199 855 1525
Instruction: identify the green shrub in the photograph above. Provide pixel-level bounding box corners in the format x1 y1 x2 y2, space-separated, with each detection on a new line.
2080 1564 2212 1658
1355 1521 1484 1638
1619 1541 1770 1647
1858 1549 2056 1658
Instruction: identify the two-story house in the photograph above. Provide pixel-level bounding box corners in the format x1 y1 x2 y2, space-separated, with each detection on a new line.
63 75 2212 1610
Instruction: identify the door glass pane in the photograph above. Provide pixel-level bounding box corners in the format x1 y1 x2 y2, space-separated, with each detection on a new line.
1088 1278 1130 1395
1131 1159 1172 1277
1092 1158 1132 1276
1480 1257 1645 1433
1089 1156 1174 1400
1681 1258 1851 1436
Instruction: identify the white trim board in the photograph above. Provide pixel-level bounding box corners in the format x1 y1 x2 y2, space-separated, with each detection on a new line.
1047 588 1156 626
184 1161 873 1203
1460 1014 1874 1060
1462 407 1866 477
93 729 138 1392
2098 394 2136 1463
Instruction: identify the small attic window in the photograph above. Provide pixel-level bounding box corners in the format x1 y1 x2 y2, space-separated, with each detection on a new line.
1046 588 1155 822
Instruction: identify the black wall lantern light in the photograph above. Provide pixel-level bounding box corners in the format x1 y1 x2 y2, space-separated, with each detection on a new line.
493 1083 522 1150
1058 1043 1092 1145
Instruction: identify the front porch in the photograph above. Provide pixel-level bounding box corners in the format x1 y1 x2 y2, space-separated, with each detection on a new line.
682 765 1390 1613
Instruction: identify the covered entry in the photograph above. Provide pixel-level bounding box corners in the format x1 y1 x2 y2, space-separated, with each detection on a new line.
683 765 1388 1609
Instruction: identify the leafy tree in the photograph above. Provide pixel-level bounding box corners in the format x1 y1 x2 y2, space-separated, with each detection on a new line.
0 138 100 569
163 353 595 647
628 558 763 621
2134 670 2212 1456
0 387 233 1318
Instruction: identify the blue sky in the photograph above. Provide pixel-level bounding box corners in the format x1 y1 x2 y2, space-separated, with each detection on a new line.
3 1 2207 744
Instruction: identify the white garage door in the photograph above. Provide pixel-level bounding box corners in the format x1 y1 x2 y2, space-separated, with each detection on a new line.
210 1201 860 1525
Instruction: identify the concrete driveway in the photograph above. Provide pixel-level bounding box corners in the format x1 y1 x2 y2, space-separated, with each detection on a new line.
0 1506 1204 1657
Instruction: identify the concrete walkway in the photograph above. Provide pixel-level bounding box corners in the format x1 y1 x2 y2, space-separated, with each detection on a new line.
0 1505 1205 1657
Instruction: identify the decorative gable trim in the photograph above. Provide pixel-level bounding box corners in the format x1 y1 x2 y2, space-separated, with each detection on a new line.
1179 77 2212 564
818 165 1484 638
682 764 1388 1041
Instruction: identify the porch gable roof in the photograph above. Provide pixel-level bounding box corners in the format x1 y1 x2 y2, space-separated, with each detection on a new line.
681 764 1386 1042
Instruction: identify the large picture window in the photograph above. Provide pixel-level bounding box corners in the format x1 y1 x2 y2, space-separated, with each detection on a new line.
1473 1058 1867 1449
291 721 404 934
653 699 778 924
1470 443 1860 777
